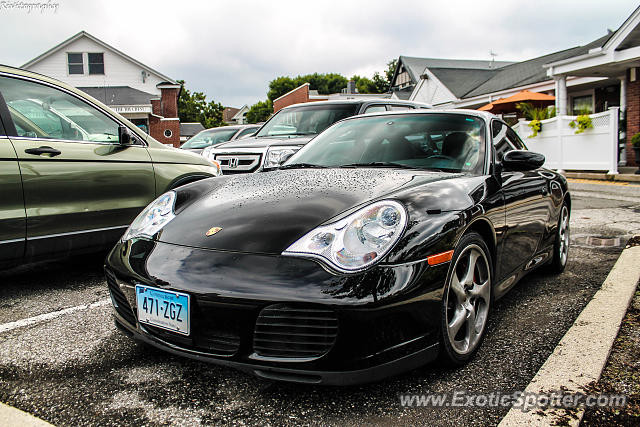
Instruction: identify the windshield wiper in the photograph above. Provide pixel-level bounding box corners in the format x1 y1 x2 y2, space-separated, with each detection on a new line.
279 163 327 170
339 162 421 170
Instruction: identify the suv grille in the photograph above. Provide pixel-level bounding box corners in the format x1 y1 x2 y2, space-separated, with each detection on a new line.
105 271 136 326
215 154 261 173
253 304 338 359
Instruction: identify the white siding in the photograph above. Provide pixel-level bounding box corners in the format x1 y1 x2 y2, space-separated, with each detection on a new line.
410 72 457 106
26 36 165 95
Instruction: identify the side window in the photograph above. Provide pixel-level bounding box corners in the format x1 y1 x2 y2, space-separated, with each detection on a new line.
388 105 413 111
494 135 517 162
364 105 387 114
0 76 119 143
236 127 258 139
506 128 527 150
492 120 504 138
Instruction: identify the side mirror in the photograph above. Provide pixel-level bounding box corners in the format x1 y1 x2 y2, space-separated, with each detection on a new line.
502 150 545 172
118 125 134 145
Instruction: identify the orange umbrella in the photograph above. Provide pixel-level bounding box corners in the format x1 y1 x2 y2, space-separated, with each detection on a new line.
493 90 555 105
477 90 554 113
478 100 501 111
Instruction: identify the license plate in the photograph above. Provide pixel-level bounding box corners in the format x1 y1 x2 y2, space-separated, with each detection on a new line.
135 285 190 336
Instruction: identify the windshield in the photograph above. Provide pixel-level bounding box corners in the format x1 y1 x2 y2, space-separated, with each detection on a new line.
255 104 358 138
285 113 487 174
181 128 238 149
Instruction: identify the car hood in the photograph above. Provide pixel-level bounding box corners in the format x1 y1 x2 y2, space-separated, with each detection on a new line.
157 168 474 254
146 144 212 167
212 136 314 150
180 147 204 154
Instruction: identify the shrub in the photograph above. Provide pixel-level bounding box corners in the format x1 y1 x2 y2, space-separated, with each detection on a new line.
569 115 593 134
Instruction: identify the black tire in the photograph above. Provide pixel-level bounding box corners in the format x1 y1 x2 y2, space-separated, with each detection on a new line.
439 232 493 366
548 201 570 274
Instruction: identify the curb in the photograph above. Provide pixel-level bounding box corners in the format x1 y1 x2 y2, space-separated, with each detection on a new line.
498 243 640 426
564 172 640 183
0 402 55 427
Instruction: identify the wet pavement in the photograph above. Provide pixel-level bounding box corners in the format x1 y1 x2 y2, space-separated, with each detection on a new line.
0 179 638 426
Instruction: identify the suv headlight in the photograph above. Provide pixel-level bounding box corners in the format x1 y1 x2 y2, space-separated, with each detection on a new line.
264 146 300 169
282 200 407 273
202 145 215 160
122 191 177 241
201 147 222 176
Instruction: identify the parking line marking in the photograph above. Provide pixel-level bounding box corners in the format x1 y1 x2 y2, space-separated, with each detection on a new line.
0 299 110 334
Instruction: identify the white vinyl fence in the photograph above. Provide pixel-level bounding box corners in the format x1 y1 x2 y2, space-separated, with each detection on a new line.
512 107 619 174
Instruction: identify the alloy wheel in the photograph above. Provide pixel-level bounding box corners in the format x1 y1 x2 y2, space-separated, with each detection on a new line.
445 244 491 355
558 205 570 266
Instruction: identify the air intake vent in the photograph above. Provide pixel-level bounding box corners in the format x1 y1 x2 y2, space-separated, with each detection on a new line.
253 304 338 359
105 270 136 326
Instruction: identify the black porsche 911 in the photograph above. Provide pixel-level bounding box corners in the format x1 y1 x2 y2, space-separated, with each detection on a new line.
105 110 570 385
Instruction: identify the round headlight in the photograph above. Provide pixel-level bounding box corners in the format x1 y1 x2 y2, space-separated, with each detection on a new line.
122 191 177 241
282 200 407 273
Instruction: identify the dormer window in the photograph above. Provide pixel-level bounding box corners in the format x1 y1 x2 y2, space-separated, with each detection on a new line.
88 53 104 75
67 53 83 74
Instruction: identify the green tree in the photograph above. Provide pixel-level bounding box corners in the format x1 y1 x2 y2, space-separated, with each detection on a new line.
246 99 273 123
177 80 225 128
371 59 397 93
267 73 350 101
295 73 348 95
267 76 298 103
351 75 378 94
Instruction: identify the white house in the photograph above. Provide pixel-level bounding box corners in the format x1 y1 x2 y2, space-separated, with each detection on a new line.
230 105 250 124
391 6 640 167
22 31 183 146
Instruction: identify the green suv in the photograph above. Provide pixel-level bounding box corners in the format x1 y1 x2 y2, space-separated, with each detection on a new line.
0 66 221 267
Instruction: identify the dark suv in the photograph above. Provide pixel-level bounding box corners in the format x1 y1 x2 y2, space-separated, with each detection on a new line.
202 99 430 173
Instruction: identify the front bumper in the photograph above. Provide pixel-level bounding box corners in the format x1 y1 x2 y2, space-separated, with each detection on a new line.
105 239 448 385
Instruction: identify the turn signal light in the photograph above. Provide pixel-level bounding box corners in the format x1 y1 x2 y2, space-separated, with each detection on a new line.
427 250 454 266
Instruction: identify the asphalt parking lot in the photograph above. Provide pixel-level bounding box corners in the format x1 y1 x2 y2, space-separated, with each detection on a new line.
1 180 639 427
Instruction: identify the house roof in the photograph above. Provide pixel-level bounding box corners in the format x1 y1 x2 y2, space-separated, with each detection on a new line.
223 107 240 122
428 68 501 98
22 31 177 84
77 86 157 105
396 56 514 86
180 122 205 136
231 105 249 121
463 34 611 98
392 87 414 100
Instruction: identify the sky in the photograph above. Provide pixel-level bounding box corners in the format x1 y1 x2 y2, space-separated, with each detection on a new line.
0 0 638 108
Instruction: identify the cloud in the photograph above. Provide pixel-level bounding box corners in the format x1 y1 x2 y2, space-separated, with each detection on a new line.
1 0 637 107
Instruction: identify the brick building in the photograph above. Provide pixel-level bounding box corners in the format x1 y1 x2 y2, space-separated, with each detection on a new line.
273 82 390 113
22 31 182 147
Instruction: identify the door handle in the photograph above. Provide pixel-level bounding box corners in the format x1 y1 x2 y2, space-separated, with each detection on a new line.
25 146 62 157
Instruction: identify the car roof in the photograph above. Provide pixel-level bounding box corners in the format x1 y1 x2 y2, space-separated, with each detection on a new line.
281 98 432 110
203 124 259 131
342 108 498 122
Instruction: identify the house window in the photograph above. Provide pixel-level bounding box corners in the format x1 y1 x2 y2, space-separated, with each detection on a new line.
572 95 593 114
88 53 104 75
67 53 84 74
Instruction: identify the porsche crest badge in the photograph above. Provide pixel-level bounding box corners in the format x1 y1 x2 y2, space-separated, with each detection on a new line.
206 227 222 237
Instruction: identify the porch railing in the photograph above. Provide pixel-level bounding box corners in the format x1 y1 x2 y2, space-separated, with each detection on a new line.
512 107 619 174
